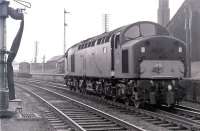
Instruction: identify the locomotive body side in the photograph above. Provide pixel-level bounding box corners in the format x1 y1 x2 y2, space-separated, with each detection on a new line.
65 41 111 78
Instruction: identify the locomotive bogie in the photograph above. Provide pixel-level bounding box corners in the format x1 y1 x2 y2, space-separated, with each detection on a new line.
64 77 183 108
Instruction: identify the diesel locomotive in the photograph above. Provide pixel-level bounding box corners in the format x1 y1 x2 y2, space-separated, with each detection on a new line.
64 21 186 108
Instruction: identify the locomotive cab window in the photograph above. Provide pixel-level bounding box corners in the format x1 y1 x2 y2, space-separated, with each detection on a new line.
122 49 129 73
124 26 140 40
140 23 155 36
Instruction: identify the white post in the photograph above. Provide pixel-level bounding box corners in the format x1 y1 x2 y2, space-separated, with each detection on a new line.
0 0 9 114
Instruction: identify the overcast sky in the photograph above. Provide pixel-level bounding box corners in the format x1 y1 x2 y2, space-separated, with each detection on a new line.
6 0 184 63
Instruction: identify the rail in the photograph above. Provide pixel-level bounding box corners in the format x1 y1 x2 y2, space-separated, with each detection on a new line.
16 81 145 131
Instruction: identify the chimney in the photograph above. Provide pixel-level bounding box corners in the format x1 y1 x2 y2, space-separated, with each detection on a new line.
158 0 170 27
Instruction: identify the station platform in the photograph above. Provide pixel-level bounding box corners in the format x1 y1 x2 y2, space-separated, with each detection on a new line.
0 87 53 131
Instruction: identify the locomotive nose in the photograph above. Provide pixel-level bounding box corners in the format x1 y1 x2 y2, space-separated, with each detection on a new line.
136 36 186 60
135 36 186 79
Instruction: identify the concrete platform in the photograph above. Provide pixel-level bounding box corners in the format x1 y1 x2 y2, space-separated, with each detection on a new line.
0 87 54 131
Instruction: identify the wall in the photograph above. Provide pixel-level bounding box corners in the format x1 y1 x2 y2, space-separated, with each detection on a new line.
167 0 200 61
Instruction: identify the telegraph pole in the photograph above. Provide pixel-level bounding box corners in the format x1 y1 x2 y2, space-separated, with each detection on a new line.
0 0 9 114
185 5 192 77
34 41 38 63
42 55 45 73
103 14 109 33
64 9 70 54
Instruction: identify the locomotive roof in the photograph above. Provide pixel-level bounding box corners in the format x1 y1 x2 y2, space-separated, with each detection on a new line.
66 21 169 52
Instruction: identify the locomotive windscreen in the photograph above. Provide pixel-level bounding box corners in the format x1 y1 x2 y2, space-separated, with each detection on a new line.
123 22 169 41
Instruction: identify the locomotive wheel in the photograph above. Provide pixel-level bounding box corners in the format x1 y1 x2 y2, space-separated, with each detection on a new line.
101 95 105 99
112 97 117 102
125 100 129 106
134 100 141 108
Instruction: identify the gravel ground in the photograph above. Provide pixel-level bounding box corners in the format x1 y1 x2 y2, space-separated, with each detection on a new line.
1 87 54 131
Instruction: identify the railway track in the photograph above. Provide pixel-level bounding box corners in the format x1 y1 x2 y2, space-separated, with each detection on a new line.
176 105 200 113
16 78 200 131
15 81 144 131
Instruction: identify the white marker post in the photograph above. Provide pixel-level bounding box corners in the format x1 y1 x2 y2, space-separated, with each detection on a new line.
0 0 9 117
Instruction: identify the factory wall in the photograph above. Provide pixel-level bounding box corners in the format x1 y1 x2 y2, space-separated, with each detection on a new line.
167 0 200 61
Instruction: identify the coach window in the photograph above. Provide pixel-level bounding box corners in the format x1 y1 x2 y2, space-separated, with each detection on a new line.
124 25 140 40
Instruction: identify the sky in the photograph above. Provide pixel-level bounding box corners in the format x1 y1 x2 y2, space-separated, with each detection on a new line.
6 0 184 63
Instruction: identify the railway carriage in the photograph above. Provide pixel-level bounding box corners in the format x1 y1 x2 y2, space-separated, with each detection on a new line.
64 21 186 108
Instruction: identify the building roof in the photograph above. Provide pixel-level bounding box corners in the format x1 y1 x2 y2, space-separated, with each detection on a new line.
47 55 64 62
